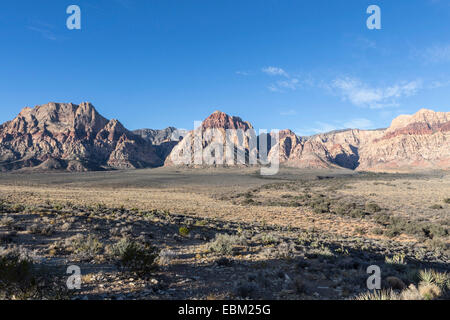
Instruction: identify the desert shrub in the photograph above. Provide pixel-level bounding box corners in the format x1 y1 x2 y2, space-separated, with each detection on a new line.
111 238 159 275
27 223 54 236
419 269 450 290
297 230 317 245
242 198 255 205
0 246 36 292
444 198 450 204
194 220 208 227
260 233 279 245
158 249 176 266
429 204 443 210
207 234 246 255
399 284 423 300
349 209 366 218
333 205 348 216
178 227 190 237
70 234 103 259
372 227 384 235
376 214 448 240
365 202 381 213
0 246 69 300
418 283 442 300
0 216 14 227
52 204 63 211
355 289 400 300
311 244 335 259
0 246 41 299
10 204 25 213
385 253 406 266
312 202 330 214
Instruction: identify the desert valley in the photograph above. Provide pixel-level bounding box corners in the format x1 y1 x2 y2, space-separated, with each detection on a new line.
0 102 449 300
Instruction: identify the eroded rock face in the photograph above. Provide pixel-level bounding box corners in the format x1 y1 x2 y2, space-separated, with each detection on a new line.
1 104 448 172
357 109 450 171
165 111 260 167
166 109 450 171
0 102 162 171
133 127 187 161
284 109 450 171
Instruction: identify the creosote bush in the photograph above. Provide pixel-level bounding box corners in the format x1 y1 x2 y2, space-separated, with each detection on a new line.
0 246 36 297
178 226 190 237
70 234 103 259
207 234 247 255
111 238 159 276
0 246 67 300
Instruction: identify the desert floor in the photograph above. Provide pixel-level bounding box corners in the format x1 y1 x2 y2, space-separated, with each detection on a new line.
0 167 448 300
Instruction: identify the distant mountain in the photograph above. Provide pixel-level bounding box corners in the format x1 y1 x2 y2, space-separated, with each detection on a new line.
133 127 178 145
133 127 186 161
166 109 450 171
0 102 163 171
1 103 448 172
164 111 259 167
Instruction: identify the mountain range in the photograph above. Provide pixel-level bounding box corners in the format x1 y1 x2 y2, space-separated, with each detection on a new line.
0 102 448 172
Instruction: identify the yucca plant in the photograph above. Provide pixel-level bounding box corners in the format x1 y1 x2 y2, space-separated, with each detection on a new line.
419 269 449 290
355 289 400 300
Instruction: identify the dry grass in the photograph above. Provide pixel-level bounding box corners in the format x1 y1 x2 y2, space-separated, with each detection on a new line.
0 167 447 245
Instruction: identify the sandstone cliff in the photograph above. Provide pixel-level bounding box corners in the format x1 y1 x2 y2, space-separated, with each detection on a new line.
0 102 162 171
166 109 449 171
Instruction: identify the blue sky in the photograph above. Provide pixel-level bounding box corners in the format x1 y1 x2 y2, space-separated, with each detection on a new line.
0 0 449 135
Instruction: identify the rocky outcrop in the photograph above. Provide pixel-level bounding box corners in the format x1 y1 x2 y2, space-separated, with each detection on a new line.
165 111 264 167
1 104 448 172
0 102 162 171
357 109 450 170
284 109 450 171
133 127 178 145
133 127 187 163
166 109 450 171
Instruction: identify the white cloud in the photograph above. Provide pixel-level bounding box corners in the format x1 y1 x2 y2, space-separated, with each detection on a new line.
428 80 450 89
331 77 422 109
269 78 301 92
262 66 289 77
280 109 297 116
236 71 249 76
27 25 58 41
422 44 450 63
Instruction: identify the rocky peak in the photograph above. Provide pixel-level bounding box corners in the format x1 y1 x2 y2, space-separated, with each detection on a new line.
201 111 253 131
0 102 162 171
387 109 449 134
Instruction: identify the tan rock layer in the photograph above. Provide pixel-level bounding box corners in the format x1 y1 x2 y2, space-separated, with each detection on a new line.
166 108 450 171
0 102 162 171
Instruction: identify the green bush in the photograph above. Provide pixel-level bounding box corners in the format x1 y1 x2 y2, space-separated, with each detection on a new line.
111 238 159 276
207 234 246 255
178 227 190 237
365 202 381 213
419 269 450 290
71 234 103 259
0 248 35 293
0 246 70 300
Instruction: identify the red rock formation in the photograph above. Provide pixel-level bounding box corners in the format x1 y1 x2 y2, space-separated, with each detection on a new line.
166 109 450 171
0 102 162 171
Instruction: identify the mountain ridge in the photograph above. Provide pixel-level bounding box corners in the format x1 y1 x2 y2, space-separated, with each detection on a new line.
1 102 449 172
